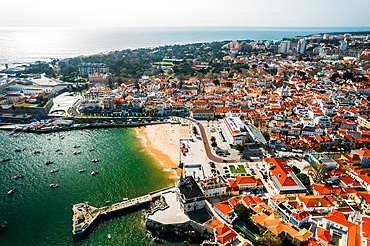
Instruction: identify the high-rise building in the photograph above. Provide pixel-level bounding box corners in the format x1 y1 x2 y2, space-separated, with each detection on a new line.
339 41 348 50
278 41 290 54
297 39 307 54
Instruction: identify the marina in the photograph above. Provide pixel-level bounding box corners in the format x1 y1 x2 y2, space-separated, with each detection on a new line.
0 128 175 245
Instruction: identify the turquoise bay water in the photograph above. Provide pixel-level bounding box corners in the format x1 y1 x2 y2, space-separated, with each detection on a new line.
0 128 178 246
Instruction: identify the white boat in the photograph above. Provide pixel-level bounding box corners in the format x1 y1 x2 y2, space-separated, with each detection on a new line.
73 145 80 148
106 201 110 204
108 234 111 239
74 151 81 155
122 198 128 201
92 159 99 163
79 169 86 173
89 148 95 151
91 171 99 175
7 188 17 195
50 184 58 188
51 169 59 173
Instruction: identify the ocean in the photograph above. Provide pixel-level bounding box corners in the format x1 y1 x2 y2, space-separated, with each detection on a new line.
0 26 369 68
0 128 179 246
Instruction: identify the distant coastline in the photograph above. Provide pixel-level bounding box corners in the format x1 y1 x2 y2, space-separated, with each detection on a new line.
1 26 370 67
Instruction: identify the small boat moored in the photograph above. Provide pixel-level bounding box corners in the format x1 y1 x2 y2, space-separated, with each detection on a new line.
45 161 53 165
7 188 17 195
106 201 110 204
79 169 86 173
89 148 95 151
122 198 128 201
33 151 41 154
51 169 59 173
14 149 21 152
74 151 81 155
14 174 24 180
50 184 58 188
73 145 80 148
2 158 11 162
91 170 99 175
0 221 7 231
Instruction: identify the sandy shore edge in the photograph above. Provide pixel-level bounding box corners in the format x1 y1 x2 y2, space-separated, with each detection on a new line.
136 124 188 178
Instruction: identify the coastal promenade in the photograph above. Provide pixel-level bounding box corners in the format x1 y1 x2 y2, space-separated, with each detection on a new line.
72 186 175 236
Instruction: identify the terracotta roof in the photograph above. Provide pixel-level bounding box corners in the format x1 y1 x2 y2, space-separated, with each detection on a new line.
215 223 237 244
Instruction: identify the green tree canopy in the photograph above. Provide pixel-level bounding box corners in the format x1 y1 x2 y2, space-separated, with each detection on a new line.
257 232 282 246
235 144 245 152
290 165 301 175
233 203 250 222
297 173 310 187
192 126 198 136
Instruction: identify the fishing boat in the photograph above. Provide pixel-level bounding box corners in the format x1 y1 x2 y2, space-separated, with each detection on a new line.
7 188 17 195
91 170 99 175
14 149 21 152
79 169 86 173
73 145 80 148
0 221 7 231
55 149 61 152
45 161 53 165
2 158 11 162
50 184 58 188
89 148 95 151
92 159 99 163
14 174 24 179
74 151 81 155
33 151 41 154
50 169 59 173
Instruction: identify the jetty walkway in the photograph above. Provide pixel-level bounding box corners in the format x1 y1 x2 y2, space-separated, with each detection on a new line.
72 186 174 236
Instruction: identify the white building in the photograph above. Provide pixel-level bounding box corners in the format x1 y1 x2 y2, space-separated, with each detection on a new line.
297 39 307 54
314 116 332 129
200 176 228 197
221 115 248 145
278 41 290 54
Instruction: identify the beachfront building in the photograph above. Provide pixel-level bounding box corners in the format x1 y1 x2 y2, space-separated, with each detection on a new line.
221 115 248 146
78 63 109 76
176 175 205 212
263 157 307 198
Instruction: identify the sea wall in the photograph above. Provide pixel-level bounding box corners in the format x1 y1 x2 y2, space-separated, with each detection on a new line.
0 100 53 116
146 218 214 243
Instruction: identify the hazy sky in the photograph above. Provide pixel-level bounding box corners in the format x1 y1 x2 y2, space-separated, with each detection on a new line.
1 0 370 27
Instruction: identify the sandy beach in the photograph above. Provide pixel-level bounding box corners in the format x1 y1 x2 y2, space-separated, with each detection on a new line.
136 123 190 177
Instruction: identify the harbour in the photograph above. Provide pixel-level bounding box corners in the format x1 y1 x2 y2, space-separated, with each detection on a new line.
0 128 178 245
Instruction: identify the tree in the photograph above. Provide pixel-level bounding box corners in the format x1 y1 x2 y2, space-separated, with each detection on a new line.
263 131 270 142
290 165 301 175
297 173 310 187
235 144 245 152
192 126 198 136
257 232 282 246
211 141 217 149
233 203 250 222
210 136 216 142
